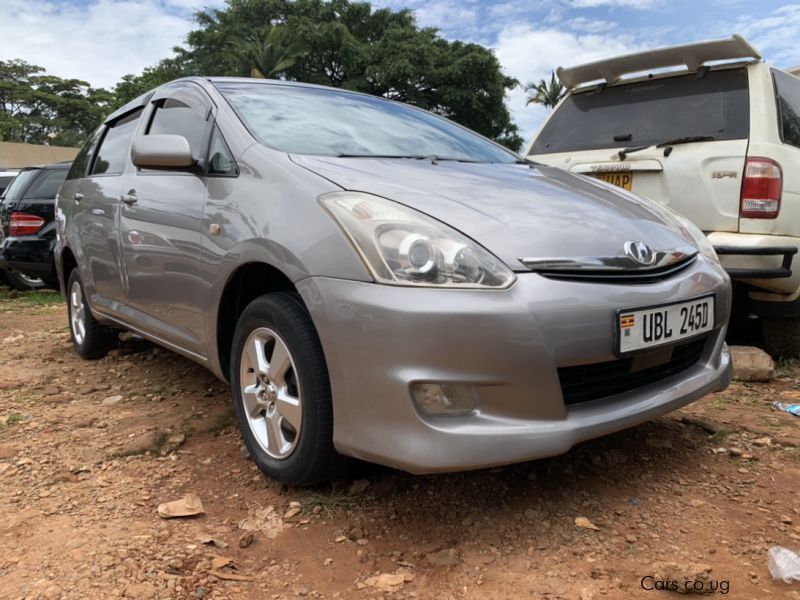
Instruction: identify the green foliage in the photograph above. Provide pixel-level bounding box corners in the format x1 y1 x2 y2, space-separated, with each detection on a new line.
525 71 565 109
0 59 113 146
229 25 308 79
112 56 191 108
117 0 523 150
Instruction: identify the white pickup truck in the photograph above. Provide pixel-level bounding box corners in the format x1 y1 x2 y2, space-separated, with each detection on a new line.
528 35 800 356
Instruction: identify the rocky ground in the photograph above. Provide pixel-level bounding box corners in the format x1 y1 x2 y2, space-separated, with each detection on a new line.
1 288 800 600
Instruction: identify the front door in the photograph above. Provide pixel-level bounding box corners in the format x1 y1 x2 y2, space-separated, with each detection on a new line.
118 83 213 354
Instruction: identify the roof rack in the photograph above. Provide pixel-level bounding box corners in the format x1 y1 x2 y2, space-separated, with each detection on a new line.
556 34 761 90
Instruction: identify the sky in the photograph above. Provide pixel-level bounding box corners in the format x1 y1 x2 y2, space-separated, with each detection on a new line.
2 0 800 141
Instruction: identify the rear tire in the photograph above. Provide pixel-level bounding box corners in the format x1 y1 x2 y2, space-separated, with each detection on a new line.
4 269 44 291
66 270 117 359
762 317 800 358
230 292 344 486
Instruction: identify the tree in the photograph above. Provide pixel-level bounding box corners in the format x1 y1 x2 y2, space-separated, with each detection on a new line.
525 71 565 109
0 59 113 146
116 0 523 151
229 25 308 78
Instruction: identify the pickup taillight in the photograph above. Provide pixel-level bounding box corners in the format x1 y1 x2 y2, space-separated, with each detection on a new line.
9 212 45 236
740 157 782 219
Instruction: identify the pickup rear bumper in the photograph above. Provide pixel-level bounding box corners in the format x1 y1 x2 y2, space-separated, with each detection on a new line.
713 245 797 279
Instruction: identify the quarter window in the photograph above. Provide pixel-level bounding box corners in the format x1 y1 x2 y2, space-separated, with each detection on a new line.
206 126 237 176
92 109 143 176
773 69 800 149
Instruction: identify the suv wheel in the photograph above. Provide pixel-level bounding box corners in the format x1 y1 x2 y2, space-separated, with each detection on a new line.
4 269 44 291
67 270 117 359
231 292 343 485
762 318 800 358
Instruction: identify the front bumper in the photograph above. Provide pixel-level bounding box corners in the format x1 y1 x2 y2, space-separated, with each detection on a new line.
297 258 732 474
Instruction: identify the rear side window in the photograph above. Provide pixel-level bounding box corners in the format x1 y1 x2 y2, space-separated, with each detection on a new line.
67 127 103 181
23 169 68 199
773 69 800 149
531 68 750 155
91 109 143 176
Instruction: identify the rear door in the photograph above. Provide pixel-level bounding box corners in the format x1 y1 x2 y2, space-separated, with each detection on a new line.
529 68 750 232
74 109 142 309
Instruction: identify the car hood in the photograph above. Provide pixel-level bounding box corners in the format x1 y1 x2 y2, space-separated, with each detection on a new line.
290 155 695 270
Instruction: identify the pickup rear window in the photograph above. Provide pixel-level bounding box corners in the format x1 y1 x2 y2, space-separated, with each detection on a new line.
530 68 749 155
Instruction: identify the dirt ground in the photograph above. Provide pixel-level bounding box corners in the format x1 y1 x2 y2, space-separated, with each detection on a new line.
1 288 800 600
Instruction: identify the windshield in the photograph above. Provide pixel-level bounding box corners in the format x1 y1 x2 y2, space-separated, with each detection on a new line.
216 82 518 163
531 68 749 155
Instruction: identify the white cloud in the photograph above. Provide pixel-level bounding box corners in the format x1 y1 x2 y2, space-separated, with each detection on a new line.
493 25 641 140
734 4 800 68
569 0 660 7
0 0 207 89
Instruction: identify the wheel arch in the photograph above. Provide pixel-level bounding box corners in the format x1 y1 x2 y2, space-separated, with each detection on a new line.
60 246 78 296
215 261 301 381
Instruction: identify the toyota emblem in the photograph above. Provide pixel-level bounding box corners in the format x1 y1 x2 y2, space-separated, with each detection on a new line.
624 240 657 266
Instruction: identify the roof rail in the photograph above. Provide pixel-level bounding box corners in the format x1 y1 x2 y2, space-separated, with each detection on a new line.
557 34 761 90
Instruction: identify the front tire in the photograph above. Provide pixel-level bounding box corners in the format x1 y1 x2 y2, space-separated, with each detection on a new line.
231 292 342 486
66 270 117 359
763 317 800 358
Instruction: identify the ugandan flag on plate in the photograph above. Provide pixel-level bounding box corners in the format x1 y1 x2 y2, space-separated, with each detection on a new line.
620 314 636 336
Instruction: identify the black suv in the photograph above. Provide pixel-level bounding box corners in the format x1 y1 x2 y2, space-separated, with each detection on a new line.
0 162 70 289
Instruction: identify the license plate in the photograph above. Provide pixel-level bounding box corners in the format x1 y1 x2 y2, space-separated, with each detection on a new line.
595 172 633 191
617 295 714 354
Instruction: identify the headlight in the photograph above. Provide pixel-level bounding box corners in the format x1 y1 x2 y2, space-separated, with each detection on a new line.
319 192 516 288
664 207 720 264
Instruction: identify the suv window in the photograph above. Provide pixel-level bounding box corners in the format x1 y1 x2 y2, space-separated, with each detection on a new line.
207 126 237 176
531 68 750 155
773 69 800 149
67 127 103 181
1 169 38 204
92 109 143 176
147 87 212 160
23 169 68 199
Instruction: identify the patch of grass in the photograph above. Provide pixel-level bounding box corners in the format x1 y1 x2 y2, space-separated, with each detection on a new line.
782 447 800 460
0 289 63 307
711 397 729 410
1 413 24 430
304 490 353 516
709 431 729 443
626 544 640 556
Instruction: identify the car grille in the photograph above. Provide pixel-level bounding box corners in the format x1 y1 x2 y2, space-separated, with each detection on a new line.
537 256 696 285
557 337 708 406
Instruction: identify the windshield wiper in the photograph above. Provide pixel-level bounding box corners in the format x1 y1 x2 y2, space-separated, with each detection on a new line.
617 135 715 160
335 153 483 164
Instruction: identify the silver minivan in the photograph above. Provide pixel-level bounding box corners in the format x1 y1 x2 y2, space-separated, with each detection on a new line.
57 78 731 484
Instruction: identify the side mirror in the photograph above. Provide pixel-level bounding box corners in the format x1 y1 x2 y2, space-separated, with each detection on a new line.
131 134 194 169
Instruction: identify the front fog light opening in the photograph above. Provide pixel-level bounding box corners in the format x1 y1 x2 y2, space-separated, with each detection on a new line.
412 383 477 416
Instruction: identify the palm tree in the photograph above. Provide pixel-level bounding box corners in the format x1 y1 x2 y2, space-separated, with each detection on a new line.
525 71 565 109
230 26 307 79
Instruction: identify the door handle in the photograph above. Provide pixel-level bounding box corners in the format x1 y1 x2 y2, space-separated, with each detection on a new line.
73 193 84 202
121 194 138 206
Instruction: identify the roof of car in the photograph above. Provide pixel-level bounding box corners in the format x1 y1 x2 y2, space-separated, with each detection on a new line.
20 161 72 171
557 34 761 90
